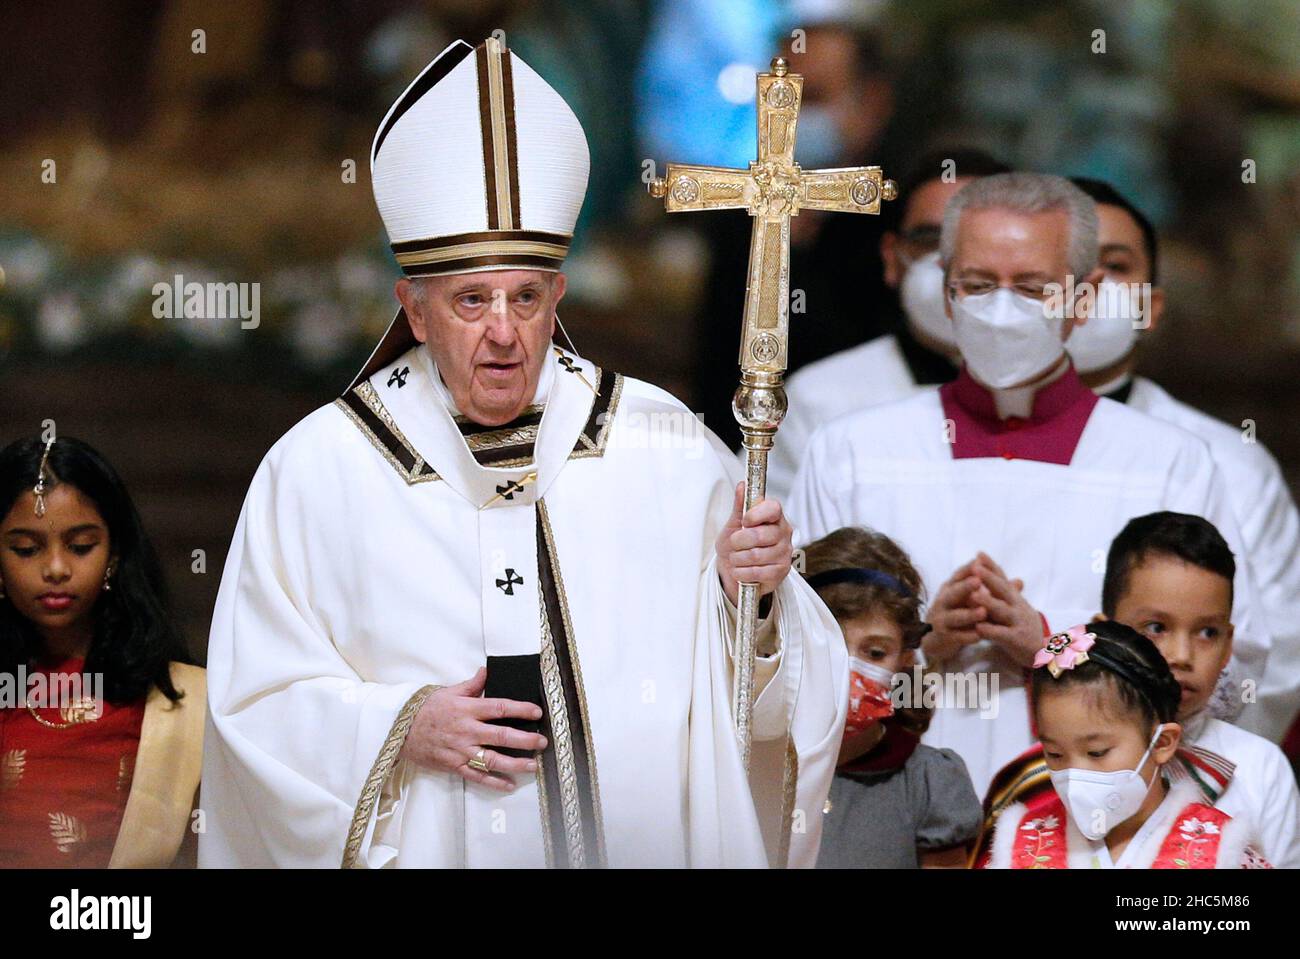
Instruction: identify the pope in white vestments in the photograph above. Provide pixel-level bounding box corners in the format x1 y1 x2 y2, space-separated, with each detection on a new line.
199 37 847 869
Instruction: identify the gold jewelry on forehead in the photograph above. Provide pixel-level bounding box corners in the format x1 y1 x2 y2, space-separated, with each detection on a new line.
33 437 55 518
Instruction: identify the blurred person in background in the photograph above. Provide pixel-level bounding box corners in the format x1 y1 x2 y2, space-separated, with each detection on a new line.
689 0 900 449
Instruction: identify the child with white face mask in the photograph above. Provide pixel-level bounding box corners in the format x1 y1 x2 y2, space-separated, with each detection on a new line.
803 527 982 868
984 620 1270 868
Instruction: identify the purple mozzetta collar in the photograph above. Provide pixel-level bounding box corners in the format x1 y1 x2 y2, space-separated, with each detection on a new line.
938 364 1100 465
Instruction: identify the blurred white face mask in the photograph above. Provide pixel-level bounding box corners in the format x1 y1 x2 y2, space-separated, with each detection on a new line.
899 251 956 352
951 287 1064 389
1066 278 1143 373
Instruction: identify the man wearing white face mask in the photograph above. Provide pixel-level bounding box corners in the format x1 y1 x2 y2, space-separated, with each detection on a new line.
767 149 1009 501
1068 177 1300 744
789 172 1270 796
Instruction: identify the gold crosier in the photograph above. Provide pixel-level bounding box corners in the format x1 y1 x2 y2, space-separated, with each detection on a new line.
649 56 896 771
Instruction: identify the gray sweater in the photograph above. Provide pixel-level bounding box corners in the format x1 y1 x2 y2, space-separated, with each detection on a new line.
817 736 982 869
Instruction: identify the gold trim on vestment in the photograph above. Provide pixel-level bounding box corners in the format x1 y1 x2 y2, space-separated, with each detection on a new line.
481 455 535 470
464 423 540 453
535 736 556 869
338 366 622 486
340 684 440 869
569 372 623 461
537 499 607 866
333 383 441 485
777 736 799 869
538 597 586 866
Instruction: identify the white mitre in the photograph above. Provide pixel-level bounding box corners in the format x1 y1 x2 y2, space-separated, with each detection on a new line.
350 35 590 389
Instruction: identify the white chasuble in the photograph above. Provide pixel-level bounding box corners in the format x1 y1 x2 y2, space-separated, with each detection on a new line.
199 343 847 868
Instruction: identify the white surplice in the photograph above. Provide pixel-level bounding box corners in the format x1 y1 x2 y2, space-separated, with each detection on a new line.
1125 376 1300 744
788 385 1268 797
766 335 919 503
199 342 847 868
1180 709 1300 868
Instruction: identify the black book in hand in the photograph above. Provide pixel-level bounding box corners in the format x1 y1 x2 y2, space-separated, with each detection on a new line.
482 654 545 759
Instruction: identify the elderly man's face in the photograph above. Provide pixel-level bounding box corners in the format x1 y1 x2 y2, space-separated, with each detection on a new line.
397 269 564 426
943 206 1076 339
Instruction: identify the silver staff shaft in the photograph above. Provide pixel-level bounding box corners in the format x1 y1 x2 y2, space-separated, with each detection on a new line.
731 371 786 773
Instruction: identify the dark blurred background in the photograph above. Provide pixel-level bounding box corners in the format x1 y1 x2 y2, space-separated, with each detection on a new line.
1 0 1297 659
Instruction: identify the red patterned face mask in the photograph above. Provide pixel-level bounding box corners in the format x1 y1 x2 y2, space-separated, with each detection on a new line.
845 657 895 736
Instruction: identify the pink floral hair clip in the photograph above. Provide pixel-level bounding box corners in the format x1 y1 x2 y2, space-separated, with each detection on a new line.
1033 625 1096 678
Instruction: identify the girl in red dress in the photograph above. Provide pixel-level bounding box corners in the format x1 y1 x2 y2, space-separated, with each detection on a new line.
0 435 204 868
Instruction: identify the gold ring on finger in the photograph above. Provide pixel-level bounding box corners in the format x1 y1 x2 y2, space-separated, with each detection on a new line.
468 748 491 773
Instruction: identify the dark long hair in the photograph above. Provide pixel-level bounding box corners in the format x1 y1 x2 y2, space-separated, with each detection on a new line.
0 436 189 703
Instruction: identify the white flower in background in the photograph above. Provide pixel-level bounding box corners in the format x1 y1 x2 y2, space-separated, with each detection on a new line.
268 265 329 305
335 253 388 299
292 300 352 368
70 142 111 194
0 237 56 292
561 246 630 311
163 263 243 348
97 254 164 321
364 10 443 83
37 292 87 350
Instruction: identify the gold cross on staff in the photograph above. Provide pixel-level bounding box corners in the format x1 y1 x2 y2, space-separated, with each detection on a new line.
649 56 897 376
648 55 896 775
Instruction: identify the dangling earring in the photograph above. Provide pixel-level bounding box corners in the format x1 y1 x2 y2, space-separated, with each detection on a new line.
0 579 6 599
102 567 114 592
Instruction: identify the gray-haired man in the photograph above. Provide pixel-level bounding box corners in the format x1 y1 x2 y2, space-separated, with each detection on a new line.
788 172 1267 796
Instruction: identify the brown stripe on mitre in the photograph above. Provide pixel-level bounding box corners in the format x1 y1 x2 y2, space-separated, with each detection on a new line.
392 230 572 277
400 256 563 277
475 43 499 230
392 231 571 255
474 37 517 232
499 46 521 228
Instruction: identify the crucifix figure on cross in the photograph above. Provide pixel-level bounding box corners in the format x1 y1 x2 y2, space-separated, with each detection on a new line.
649 55 896 772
